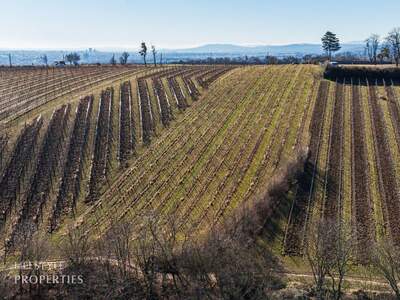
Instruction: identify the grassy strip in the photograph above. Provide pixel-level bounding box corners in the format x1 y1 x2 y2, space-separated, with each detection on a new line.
360 83 385 241
342 81 353 227
310 80 334 223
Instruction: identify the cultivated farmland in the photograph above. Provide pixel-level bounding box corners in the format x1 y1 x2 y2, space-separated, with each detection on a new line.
0 64 233 249
1 64 400 267
283 72 400 261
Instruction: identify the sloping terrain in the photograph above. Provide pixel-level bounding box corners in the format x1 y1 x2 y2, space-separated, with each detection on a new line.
72 65 320 239
2 64 400 265
0 65 233 251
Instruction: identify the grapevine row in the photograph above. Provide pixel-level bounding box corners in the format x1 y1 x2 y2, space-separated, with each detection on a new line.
385 80 400 152
323 81 344 221
137 78 154 145
152 77 172 126
119 82 135 164
87 88 114 202
367 80 400 245
8 105 70 249
50 96 93 231
167 76 187 109
0 117 43 229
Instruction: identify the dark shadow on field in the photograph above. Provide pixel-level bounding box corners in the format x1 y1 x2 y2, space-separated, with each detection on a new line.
324 65 400 82
257 149 341 257
258 156 324 242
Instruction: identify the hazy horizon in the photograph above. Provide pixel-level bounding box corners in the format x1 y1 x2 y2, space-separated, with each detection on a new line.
1 0 398 50
0 41 365 52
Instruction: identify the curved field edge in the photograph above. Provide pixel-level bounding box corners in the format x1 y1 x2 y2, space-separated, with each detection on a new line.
62 65 322 240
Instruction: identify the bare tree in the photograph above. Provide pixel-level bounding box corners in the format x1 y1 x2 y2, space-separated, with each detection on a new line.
365 34 380 64
65 52 81 66
306 219 356 300
151 215 192 297
139 42 147 66
386 28 400 67
13 222 37 296
0 271 12 298
266 55 279 64
23 232 52 297
40 54 48 67
378 45 391 64
60 225 92 270
110 54 117 65
104 221 134 280
305 219 335 300
151 45 157 67
206 229 278 299
119 52 130 65
131 214 160 298
326 221 356 300
371 237 400 299
65 53 73 65
130 212 196 298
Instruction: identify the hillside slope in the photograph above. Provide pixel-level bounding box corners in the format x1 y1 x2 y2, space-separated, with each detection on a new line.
71 65 320 240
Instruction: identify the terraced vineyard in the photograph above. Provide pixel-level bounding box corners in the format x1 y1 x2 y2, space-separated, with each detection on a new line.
1 64 400 265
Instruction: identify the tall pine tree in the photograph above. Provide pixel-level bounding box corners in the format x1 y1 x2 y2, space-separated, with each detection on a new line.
322 31 341 60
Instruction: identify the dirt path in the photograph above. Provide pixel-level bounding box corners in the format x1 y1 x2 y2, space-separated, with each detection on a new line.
280 271 390 288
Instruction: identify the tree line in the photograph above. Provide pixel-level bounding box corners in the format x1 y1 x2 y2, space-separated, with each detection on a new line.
322 27 400 66
109 42 159 66
35 42 160 67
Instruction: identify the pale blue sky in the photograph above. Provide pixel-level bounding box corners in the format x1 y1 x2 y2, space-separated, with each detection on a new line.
0 0 398 49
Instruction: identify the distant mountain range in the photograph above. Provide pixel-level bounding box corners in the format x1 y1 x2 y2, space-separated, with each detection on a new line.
163 43 365 56
0 43 366 66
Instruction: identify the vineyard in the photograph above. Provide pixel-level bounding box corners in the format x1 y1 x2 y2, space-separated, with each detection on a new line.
0 65 146 124
0 64 233 250
283 74 400 260
72 64 320 242
1 64 400 266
